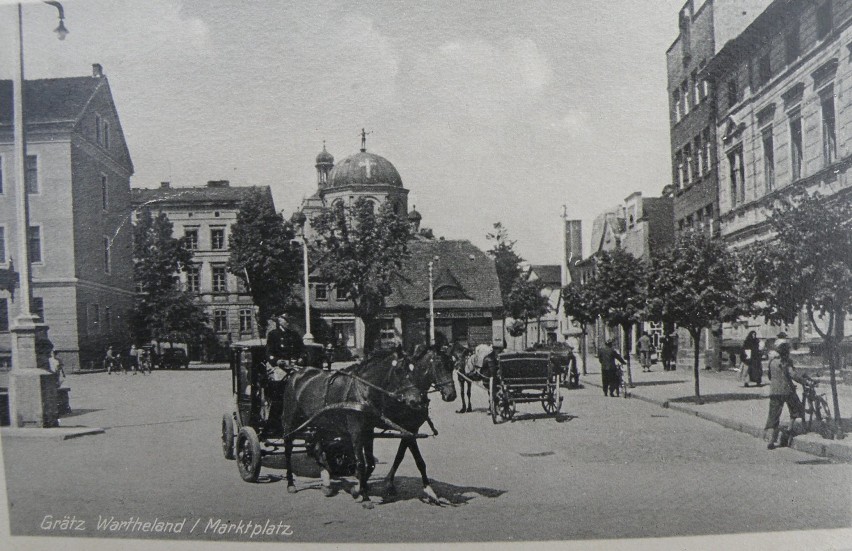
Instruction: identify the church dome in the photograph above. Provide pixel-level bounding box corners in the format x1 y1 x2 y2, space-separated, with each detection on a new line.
327 151 403 189
315 145 334 165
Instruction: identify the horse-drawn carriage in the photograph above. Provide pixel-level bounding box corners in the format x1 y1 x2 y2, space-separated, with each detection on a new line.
221 340 357 482
221 338 458 505
488 351 563 423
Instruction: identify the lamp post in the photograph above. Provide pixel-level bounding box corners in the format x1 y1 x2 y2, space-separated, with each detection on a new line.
428 255 439 346
9 1 67 427
291 210 313 344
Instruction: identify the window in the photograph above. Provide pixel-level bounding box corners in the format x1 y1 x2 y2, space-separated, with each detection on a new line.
694 135 703 176
702 79 710 99
90 303 100 333
211 228 225 250
0 298 8 332
32 297 44 323
757 54 771 87
25 155 38 193
28 226 42 263
705 204 714 224
186 264 200 293
103 121 110 149
817 0 832 40
681 81 690 115
95 114 101 145
686 214 694 228
213 310 228 332
785 24 800 64
315 284 328 301
103 236 111 274
101 175 108 210
0 226 5 263
790 112 803 181
762 127 775 192
104 306 112 331
673 89 681 121
239 309 253 333
678 219 685 231
183 228 198 250
212 265 227 292
335 287 348 301
821 91 837 166
682 143 692 185
727 79 738 108
236 277 248 293
728 147 745 207
692 70 700 106
674 151 683 189
702 127 712 173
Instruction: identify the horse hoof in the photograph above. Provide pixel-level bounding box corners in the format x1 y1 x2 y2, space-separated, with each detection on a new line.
423 485 440 504
466 407 472 413
456 409 465 414
386 483 397 496
287 484 297 494
361 501 375 510
322 486 334 497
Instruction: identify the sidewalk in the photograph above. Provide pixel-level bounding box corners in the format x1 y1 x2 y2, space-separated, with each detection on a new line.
580 358 852 463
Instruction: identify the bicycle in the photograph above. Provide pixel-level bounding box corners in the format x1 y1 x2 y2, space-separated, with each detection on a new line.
800 379 839 439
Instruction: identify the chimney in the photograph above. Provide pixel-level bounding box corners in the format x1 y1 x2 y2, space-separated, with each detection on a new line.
160 181 170 189
207 180 230 188
92 63 103 78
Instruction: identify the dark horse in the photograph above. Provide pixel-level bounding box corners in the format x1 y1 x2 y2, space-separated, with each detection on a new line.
279 347 442 506
375 338 457 503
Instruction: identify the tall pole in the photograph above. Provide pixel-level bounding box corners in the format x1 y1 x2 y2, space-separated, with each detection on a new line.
428 261 435 346
301 234 313 344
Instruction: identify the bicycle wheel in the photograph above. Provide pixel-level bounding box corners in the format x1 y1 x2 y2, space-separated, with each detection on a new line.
815 396 836 440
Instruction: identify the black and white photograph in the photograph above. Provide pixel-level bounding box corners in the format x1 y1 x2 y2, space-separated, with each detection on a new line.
0 1 851 549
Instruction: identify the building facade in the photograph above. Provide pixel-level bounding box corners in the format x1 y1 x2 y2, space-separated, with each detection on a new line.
704 0 852 347
298 140 503 354
130 181 267 359
0 65 135 371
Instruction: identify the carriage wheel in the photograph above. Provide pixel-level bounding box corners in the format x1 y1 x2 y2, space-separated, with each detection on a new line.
221 413 236 460
325 439 356 477
541 382 561 415
236 427 262 482
495 383 515 422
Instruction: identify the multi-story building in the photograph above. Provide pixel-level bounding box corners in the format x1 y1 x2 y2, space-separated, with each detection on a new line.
298 139 503 353
130 181 267 359
704 0 852 347
667 0 773 235
0 64 135 371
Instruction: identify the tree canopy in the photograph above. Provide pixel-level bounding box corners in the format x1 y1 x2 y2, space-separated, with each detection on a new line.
228 189 301 333
486 222 524 316
310 197 411 352
506 278 551 342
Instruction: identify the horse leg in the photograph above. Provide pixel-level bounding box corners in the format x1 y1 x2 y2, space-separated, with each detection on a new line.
383 438 410 496
408 441 439 504
363 433 377 481
456 373 467 413
314 441 333 497
350 428 373 508
465 380 472 412
284 436 296 493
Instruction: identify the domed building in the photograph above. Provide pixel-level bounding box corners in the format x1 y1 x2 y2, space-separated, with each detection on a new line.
295 132 503 355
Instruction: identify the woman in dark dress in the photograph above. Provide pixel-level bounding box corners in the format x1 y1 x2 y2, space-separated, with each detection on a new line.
741 331 763 387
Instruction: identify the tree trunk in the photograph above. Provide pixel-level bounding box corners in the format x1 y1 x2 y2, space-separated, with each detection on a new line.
830 307 844 433
362 317 380 356
691 328 702 402
581 327 588 375
621 323 634 388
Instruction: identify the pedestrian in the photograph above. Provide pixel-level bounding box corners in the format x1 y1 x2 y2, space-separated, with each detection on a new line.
740 331 763 387
105 345 118 374
661 334 673 371
564 344 579 388
765 336 809 449
638 331 652 372
48 349 65 387
598 339 626 397
128 344 139 374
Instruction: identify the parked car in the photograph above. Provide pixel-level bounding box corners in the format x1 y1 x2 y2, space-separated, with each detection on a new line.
160 348 189 369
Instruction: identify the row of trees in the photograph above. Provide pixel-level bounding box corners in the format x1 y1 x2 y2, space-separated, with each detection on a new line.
562 192 851 422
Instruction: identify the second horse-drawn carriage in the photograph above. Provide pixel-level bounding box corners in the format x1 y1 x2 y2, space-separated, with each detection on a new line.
489 351 563 423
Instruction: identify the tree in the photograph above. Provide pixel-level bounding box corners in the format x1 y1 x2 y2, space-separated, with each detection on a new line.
310 198 411 354
506 278 551 349
562 281 597 374
228 189 301 334
740 192 852 424
585 249 646 386
132 209 210 346
486 222 524 316
646 230 740 401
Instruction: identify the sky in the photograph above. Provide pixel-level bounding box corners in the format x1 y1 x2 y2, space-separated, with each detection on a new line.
0 0 688 264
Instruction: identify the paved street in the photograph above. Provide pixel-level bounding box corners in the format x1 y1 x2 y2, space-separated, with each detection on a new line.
1 366 851 544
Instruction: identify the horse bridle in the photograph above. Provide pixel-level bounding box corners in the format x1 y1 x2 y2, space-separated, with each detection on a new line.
423 347 455 395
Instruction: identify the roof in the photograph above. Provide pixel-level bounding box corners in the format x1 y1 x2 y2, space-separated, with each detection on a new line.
328 151 403 189
131 184 274 208
528 265 561 286
386 239 502 311
316 144 334 165
0 76 104 127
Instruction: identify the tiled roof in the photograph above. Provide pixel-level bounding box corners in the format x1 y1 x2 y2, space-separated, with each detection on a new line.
528 265 561 286
131 185 273 208
386 239 502 311
0 77 104 127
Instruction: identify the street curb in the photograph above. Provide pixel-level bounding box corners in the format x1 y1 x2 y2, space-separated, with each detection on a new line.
583 377 852 463
1 427 105 441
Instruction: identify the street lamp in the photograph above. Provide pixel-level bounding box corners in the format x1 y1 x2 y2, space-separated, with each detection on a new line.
428 255 439 346
291 210 314 345
9 1 67 427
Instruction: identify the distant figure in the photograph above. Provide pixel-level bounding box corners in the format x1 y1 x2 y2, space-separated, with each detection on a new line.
661 334 674 371
560 345 579 388
105 346 120 374
765 337 809 449
48 350 65 387
266 315 304 366
128 344 139 374
740 331 763 387
598 339 625 397
638 332 653 373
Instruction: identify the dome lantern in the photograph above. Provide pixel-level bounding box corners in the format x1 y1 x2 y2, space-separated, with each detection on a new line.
315 141 334 187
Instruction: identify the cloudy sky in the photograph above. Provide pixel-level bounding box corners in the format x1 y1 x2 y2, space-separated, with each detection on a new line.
1 0 688 263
